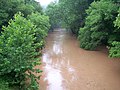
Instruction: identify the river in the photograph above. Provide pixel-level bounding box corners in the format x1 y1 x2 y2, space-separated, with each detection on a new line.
38 28 120 90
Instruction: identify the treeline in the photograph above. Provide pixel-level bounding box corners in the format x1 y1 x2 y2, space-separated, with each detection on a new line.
46 0 120 58
0 0 50 90
45 0 94 34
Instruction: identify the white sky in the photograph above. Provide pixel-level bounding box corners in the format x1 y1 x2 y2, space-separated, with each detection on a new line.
35 0 57 6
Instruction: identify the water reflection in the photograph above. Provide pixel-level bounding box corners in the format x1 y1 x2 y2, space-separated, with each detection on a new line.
39 29 120 90
43 54 52 64
53 42 63 54
41 29 79 90
42 53 64 90
42 53 78 90
45 66 63 90
66 60 78 82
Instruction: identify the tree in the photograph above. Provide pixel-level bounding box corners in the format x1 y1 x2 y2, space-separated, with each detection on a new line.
45 2 62 30
58 0 94 35
78 0 118 50
0 0 43 32
45 0 94 34
28 12 50 49
0 13 41 89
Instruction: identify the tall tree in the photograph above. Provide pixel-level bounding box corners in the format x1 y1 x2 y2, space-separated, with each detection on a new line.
78 0 119 50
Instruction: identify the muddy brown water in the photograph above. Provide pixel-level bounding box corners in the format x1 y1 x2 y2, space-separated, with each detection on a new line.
38 29 120 90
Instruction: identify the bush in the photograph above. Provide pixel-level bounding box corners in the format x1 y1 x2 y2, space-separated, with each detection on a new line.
109 41 120 58
0 13 41 89
109 9 120 58
78 0 118 50
27 12 50 49
0 0 43 31
0 78 10 90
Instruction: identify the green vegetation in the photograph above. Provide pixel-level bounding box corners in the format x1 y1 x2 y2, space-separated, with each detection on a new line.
0 0 50 90
0 78 10 90
0 0 42 31
46 0 120 58
27 12 50 49
78 0 120 58
78 0 118 50
46 0 94 34
0 0 119 89
109 9 120 57
0 13 41 89
45 2 61 30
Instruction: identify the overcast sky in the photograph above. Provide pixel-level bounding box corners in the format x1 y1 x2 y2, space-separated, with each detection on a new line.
35 0 58 7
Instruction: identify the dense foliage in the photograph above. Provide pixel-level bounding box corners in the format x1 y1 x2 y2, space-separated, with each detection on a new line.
58 0 94 35
28 12 50 49
0 0 42 32
45 0 94 33
78 0 120 58
78 0 118 50
0 78 10 90
109 9 120 57
0 0 119 90
0 0 50 89
0 13 41 89
45 2 61 30
46 0 120 57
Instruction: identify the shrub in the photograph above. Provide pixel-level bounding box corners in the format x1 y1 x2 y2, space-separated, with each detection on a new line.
109 9 120 58
0 13 41 89
78 0 118 50
0 78 10 90
27 12 50 49
109 41 120 57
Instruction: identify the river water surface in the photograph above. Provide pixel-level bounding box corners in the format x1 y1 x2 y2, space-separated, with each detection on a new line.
38 29 120 90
